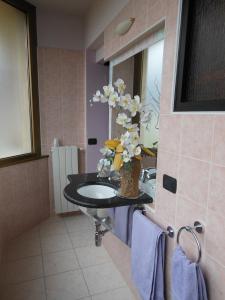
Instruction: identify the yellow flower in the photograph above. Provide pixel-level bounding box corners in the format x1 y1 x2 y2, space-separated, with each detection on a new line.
116 144 124 153
113 153 123 171
105 139 120 150
142 147 156 157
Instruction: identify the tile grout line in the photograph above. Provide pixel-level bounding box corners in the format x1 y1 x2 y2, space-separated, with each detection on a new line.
63 215 92 298
38 223 48 300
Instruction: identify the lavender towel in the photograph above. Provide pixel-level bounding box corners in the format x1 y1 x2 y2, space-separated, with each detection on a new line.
131 210 166 300
114 206 130 244
172 246 208 300
107 208 115 221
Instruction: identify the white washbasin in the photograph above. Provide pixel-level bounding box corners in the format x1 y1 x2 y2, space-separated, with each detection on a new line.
77 184 116 199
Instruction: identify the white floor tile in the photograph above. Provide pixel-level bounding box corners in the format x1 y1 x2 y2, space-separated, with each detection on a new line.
2 256 43 284
43 249 80 276
40 221 67 238
41 234 72 254
5 237 41 262
75 246 111 268
91 287 136 300
0 278 46 300
45 270 89 300
83 262 126 295
41 215 64 225
69 227 95 248
64 215 92 233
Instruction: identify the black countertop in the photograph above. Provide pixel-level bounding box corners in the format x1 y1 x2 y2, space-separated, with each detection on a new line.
64 173 153 208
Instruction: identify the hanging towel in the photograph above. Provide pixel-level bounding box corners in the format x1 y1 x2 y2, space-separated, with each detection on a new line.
114 205 130 244
131 210 166 300
127 206 140 247
172 246 208 300
107 208 115 221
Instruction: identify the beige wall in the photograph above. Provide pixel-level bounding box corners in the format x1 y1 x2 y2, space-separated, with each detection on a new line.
0 158 49 263
38 47 86 212
102 0 225 299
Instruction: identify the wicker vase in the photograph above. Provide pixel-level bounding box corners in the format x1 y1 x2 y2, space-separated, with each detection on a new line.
120 159 141 198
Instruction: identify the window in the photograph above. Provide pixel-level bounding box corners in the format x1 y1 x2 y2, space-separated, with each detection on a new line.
174 0 225 111
0 0 41 166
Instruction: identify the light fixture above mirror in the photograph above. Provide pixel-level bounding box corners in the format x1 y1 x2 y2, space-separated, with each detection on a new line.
115 18 135 36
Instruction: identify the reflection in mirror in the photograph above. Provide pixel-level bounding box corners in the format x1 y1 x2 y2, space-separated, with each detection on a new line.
140 39 164 149
111 56 134 139
111 37 164 171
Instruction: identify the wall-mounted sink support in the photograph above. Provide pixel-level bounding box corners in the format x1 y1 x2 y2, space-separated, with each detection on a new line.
64 172 153 246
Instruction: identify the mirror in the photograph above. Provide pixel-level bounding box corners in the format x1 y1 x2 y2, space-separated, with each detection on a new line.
110 38 164 170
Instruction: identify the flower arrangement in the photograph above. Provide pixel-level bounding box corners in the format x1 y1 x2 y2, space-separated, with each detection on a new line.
91 78 155 177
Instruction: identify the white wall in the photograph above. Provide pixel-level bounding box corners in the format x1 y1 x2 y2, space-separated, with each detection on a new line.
85 0 129 48
36 10 84 50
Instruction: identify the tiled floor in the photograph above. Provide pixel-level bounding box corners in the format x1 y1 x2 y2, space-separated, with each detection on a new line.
0 213 136 300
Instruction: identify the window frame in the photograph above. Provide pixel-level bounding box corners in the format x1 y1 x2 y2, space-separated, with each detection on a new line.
0 0 42 167
174 0 225 112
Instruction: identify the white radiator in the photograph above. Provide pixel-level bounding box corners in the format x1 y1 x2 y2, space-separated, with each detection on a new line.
52 146 79 214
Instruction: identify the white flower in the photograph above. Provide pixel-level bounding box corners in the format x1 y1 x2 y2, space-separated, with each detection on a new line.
128 97 142 117
93 90 102 102
120 131 131 146
116 113 131 127
119 94 132 109
114 78 126 95
134 95 140 104
100 95 108 103
134 146 141 156
97 158 110 172
100 147 113 156
122 150 131 163
126 144 136 157
108 92 120 108
103 84 114 97
129 131 139 146
125 123 139 132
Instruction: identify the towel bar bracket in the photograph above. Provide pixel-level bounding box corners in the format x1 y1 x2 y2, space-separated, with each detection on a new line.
166 226 175 238
194 221 203 233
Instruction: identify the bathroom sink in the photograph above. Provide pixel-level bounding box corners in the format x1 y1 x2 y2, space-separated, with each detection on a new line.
64 173 153 208
77 184 116 199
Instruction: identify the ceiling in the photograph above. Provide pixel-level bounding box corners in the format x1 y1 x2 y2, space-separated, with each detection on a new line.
28 0 93 16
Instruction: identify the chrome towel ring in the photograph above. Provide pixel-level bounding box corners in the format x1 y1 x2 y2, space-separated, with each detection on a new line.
177 221 203 264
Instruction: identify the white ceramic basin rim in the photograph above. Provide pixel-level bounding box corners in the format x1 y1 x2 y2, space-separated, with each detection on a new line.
77 184 116 199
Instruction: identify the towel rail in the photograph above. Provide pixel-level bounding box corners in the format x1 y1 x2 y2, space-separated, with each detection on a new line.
140 207 174 238
177 221 203 263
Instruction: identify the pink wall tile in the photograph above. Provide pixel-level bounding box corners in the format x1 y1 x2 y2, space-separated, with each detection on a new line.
201 255 225 300
178 156 210 207
205 210 225 266
0 159 49 259
156 150 179 185
208 164 225 216
38 48 86 211
155 187 176 225
159 115 182 154
181 115 214 161
175 195 206 246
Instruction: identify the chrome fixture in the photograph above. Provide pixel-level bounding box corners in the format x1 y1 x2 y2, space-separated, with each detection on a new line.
140 206 174 238
177 221 203 263
140 168 156 183
93 216 112 247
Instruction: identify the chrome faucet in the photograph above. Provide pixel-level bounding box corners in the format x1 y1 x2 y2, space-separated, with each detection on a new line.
140 168 156 183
